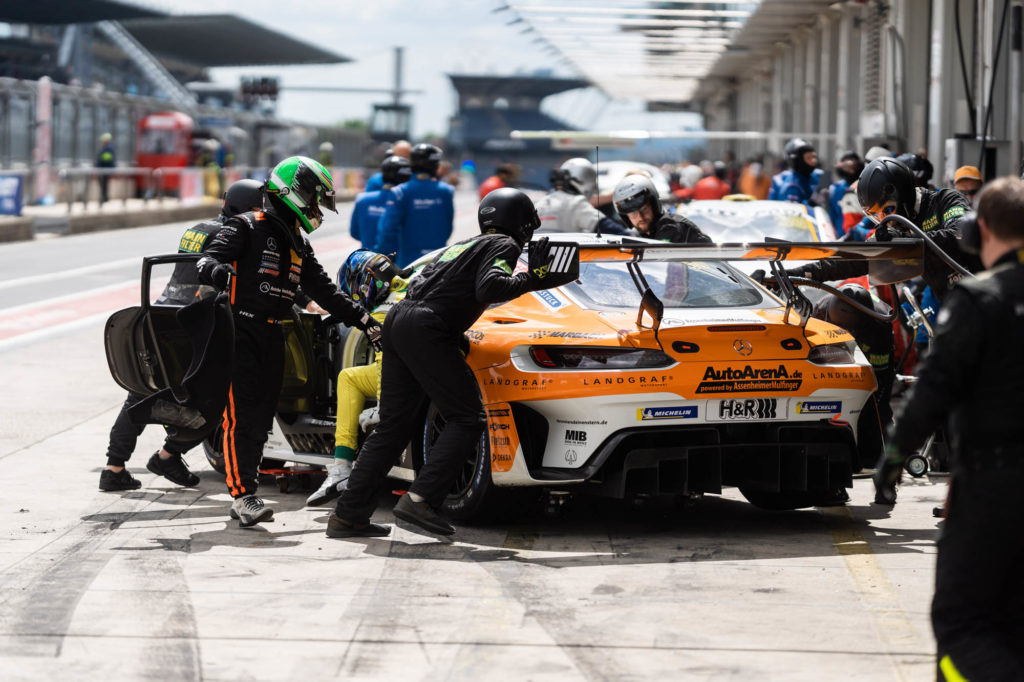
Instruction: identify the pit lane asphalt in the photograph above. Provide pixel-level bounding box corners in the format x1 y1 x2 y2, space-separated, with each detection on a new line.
0 190 945 680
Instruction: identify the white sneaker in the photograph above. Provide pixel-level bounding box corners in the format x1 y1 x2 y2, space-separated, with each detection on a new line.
230 494 274 527
358 406 380 432
306 460 353 507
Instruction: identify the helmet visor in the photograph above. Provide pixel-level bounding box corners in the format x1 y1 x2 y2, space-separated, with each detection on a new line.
615 192 649 215
864 201 897 225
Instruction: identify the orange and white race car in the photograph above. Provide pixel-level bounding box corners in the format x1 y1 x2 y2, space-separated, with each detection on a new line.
337 233 920 520
122 235 918 520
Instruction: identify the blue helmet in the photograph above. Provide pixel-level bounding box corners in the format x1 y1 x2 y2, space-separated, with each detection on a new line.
338 249 392 311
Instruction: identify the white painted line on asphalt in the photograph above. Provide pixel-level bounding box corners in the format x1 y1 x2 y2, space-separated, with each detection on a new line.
0 310 112 353
0 256 142 291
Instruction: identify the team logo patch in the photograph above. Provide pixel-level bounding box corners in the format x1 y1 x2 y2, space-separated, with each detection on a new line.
795 400 842 414
696 365 803 393
267 237 277 251
637 406 698 420
533 289 565 310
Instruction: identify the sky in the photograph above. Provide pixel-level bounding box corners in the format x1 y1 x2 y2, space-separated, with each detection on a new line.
163 0 701 138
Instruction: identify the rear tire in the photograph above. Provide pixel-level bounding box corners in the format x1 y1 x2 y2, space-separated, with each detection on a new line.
202 426 226 475
421 402 526 523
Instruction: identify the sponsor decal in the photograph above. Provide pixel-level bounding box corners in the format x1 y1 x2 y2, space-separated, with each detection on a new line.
824 328 850 339
178 228 209 253
555 418 608 425
528 330 604 339
532 288 566 311
564 429 586 445
796 400 842 415
491 436 510 447
696 365 802 393
493 258 513 274
811 369 868 381
564 449 578 464
465 329 484 344
489 423 509 432
259 282 272 293
485 377 551 388
942 206 966 223
267 237 277 251
710 398 780 421
486 408 510 417
637 405 698 420
582 374 669 387
438 241 474 262
491 452 512 463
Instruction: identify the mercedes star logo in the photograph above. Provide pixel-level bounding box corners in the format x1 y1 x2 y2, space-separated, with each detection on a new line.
733 339 753 356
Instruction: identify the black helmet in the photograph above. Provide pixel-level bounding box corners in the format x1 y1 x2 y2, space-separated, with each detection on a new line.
410 143 443 175
712 160 728 180
612 174 662 228
478 187 540 245
381 155 411 187
826 283 875 333
222 178 264 218
784 138 817 176
895 153 933 187
857 157 917 220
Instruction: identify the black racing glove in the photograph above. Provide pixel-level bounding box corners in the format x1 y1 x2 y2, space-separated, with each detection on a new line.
527 236 553 284
872 444 904 505
210 263 236 292
356 312 383 352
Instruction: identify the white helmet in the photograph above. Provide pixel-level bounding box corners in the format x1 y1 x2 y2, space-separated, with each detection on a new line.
560 157 598 198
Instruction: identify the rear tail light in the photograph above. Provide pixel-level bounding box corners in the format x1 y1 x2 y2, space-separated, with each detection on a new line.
529 346 674 369
807 341 856 365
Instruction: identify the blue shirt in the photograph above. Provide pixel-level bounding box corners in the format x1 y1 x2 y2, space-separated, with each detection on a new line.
349 188 393 250
374 174 455 267
364 172 383 193
768 168 824 209
827 178 849 232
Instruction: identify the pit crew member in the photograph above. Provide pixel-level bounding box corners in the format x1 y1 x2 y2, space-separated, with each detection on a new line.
99 178 265 492
197 157 380 528
374 143 455 267
534 157 627 235
328 188 577 538
350 155 410 250
768 138 825 209
874 176 1024 680
612 174 712 244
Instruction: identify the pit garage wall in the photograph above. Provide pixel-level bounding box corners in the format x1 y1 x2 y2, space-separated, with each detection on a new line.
699 0 1021 184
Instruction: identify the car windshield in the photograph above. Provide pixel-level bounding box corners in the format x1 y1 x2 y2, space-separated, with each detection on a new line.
568 260 765 310
681 207 822 242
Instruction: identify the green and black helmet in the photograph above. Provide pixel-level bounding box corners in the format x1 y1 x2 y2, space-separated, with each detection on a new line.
266 156 337 233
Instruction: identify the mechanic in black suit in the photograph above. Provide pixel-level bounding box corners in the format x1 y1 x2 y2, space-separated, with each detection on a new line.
611 174 712 244
327 188 577 538
875 176 1024 680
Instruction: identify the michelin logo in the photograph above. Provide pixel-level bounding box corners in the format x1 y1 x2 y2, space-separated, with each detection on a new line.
533 289 565 310
637 406 698 421
796 401 842 415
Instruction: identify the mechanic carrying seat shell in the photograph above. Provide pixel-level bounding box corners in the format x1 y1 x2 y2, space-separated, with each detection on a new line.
306 250 409 507
612 174 712 244
327 188 579 538
99 179 265 493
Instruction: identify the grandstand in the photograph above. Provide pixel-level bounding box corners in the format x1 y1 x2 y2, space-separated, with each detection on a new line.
447 74 589 188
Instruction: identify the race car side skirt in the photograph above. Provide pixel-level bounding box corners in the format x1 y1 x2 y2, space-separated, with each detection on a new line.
522 422 857 499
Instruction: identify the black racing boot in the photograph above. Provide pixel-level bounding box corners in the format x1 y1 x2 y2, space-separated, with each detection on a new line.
99 468 142 492
325 514 390 538
146 452 200 487
393 494 455 536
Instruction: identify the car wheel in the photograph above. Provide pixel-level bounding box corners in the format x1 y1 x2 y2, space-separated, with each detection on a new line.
202 426 226 475
421 402 525 523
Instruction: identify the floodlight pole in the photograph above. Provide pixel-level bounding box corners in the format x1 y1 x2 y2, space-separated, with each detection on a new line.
394 46 404 106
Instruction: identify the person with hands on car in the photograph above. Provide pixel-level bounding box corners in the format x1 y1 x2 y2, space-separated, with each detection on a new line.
99 178 266 493
327 188 578 538
875 176 1024 681
305 250 409 507
783 157 981 301
612 174 712 244
197 157 380 528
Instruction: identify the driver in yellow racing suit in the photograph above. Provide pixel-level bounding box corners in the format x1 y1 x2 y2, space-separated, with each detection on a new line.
307 250 408 506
